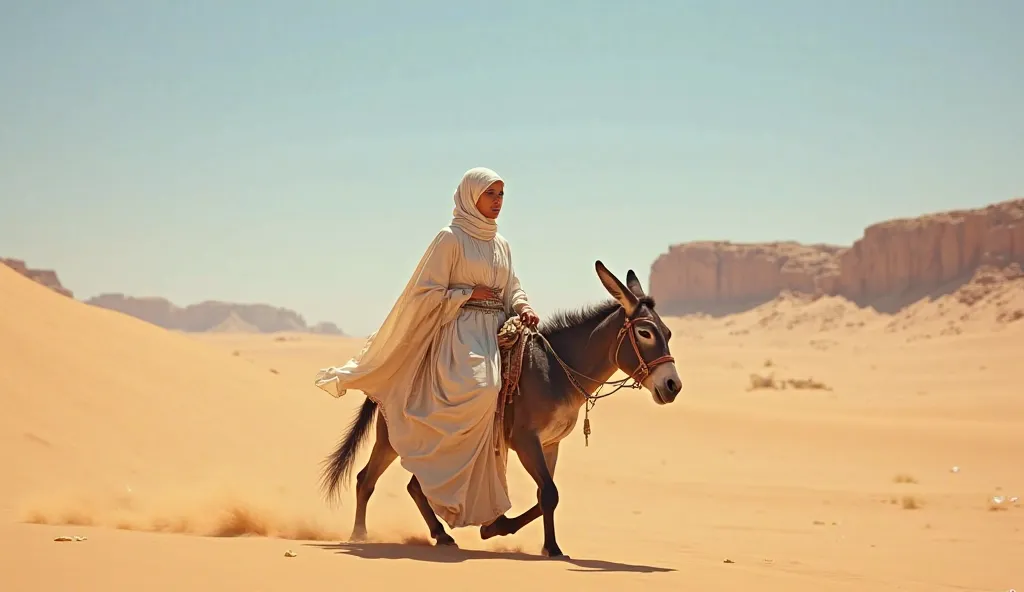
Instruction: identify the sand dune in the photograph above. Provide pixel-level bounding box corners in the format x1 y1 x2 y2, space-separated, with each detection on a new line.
0 264 365 538
2 263 1022 592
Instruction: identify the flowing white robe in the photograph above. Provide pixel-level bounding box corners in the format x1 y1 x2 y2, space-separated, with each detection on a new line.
314 225 531 528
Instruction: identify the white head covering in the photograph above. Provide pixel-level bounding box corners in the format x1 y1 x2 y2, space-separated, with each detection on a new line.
449 167 503 241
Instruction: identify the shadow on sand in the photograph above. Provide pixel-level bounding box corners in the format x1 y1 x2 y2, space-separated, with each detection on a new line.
305 540 676 574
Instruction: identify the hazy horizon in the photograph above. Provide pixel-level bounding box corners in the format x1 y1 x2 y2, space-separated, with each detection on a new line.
3 1 1023 334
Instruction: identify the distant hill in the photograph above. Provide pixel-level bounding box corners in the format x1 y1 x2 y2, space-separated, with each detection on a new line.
0 259 345 335
83 293 346 335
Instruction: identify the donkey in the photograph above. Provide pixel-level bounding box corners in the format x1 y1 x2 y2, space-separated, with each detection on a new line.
319 261 683 558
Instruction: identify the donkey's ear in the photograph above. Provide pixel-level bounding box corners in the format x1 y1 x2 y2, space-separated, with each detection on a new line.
595 260 639 316
625 269 646 298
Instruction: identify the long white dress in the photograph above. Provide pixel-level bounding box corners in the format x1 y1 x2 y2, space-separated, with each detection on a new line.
314 224 531 529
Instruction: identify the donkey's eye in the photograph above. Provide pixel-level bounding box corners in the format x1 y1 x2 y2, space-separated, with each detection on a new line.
638 329 652 339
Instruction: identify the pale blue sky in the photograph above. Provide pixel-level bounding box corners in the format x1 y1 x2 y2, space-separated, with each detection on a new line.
2 1 1022 335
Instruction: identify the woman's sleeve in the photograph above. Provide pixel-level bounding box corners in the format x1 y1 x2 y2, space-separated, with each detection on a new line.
502 239 533 315
508 270 532 315
409 228 474 325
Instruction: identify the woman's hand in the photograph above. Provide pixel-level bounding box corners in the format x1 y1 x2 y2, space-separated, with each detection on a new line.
519 307 540 329
469 285 502 302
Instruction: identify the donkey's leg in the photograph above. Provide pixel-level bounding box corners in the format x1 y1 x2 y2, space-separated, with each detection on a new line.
406 475 457 547
480 442 559 540
511 431 565 558
351 410 397 541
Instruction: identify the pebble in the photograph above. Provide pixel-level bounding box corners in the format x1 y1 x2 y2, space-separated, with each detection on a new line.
284 550 297 558
54 536 87 542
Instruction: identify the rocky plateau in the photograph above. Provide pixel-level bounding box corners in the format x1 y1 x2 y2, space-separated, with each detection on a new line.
648 198 1024 316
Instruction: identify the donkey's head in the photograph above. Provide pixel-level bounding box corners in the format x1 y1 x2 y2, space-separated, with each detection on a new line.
595 261 683 405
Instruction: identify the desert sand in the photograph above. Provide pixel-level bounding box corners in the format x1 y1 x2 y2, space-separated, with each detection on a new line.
2 260 1022 592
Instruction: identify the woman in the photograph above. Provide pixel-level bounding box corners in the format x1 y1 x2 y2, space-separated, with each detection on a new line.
314 166 539 529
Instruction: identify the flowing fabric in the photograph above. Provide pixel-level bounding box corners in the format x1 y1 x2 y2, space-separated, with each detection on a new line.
314 169 531 528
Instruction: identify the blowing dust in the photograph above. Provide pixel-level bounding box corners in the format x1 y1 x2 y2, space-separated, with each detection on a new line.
18 483 350 541
19 486 534 555
17 484 529 551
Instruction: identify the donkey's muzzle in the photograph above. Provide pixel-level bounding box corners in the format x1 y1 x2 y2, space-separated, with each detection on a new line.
649 363 683 405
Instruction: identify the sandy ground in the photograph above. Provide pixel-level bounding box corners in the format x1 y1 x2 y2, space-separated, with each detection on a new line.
1 264 1022 591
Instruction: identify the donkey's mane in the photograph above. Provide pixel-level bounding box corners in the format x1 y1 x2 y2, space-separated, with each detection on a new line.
538 295 656 338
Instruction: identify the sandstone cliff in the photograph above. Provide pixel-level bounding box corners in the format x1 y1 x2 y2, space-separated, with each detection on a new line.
649 198 1024 316
835 199 1024 307
83 293 346 335
0 258 74 298
648 242 845 315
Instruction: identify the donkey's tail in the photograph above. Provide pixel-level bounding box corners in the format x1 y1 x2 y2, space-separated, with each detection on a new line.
319 396 378 504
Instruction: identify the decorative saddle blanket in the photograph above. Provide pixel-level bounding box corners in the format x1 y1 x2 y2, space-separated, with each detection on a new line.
494 316 529 452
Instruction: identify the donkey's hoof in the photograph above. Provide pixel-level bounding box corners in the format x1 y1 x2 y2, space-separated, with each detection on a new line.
348 528 368 543
434 532 458 547
541 546 568 559
480 515 512 540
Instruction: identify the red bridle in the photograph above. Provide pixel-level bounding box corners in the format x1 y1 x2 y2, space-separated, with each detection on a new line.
531 309 677 448
613 315 675 384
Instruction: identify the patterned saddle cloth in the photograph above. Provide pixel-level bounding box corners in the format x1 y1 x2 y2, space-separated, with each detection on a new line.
494 316 530 452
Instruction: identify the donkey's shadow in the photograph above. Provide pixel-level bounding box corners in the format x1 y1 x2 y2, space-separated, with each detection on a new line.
306 540 675 574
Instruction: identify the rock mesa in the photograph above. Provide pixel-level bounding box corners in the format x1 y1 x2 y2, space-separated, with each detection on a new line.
649 198 1024 315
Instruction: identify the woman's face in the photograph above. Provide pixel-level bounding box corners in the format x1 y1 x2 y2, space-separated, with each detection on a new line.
475 180 504 219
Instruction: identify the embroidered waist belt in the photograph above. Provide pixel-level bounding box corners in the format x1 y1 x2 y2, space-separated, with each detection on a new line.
463 298 504 313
